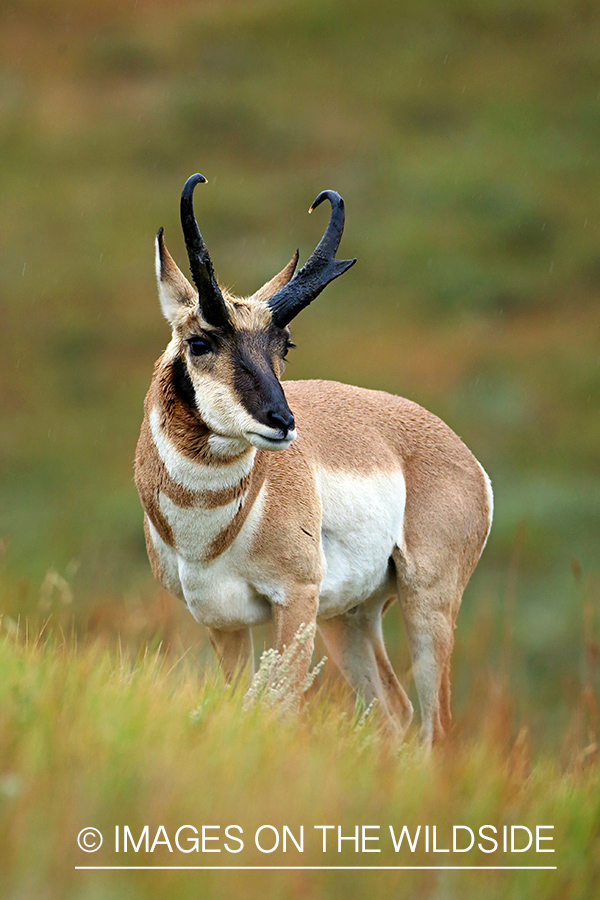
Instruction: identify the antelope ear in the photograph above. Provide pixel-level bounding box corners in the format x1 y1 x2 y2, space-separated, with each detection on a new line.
155 228 196 325
250 250 300 304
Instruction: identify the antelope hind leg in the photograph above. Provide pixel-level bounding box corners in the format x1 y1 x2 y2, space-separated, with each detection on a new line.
318 601 413 737
394 573 458 750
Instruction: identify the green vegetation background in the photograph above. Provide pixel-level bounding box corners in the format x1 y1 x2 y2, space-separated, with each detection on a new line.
1 2 600 898
1 0 599 740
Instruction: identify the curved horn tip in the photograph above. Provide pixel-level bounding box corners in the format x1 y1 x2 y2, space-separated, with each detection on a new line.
182 173 208 198
309 189 343 214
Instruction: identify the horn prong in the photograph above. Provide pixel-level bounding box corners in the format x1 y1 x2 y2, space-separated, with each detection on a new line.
268 190 355 328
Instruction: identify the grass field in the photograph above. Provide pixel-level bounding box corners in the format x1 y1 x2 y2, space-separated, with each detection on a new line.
1 0 599 896
0 621 598 900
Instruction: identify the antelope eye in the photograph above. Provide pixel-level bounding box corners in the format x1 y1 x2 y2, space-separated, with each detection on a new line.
187 337 211 357
283 341 296 358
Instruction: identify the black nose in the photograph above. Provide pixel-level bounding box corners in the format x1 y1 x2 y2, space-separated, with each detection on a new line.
266 409 295 434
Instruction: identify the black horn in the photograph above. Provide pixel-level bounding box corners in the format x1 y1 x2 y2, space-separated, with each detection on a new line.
180 173 231 328
267 190 356 329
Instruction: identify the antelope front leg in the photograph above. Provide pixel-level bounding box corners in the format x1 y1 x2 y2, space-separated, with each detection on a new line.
271 584 319 697
207 626 254 687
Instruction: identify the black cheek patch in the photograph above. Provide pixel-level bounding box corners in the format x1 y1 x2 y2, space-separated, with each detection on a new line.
171 355 197 409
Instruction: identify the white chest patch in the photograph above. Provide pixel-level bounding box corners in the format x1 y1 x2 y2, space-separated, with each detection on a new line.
147 409 276 629
148 476 272 630
175 485 271 630
315 467 406 618
159 493 242 562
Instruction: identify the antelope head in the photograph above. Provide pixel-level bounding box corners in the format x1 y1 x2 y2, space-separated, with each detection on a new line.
156 173 356 454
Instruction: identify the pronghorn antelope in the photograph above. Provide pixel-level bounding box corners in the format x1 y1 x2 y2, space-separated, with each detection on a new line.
135 173 493 747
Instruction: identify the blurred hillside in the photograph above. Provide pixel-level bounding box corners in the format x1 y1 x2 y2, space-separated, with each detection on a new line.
1 0 599 738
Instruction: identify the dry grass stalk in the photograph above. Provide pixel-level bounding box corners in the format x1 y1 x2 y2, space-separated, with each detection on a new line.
243 622 327 714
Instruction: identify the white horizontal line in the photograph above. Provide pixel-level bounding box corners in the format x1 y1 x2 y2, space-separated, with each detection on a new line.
75 866 557 871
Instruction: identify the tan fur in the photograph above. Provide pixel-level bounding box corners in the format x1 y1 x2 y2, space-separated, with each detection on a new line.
135 232 493 748
136 416 176 547
221 294 274 332
143 513 169 583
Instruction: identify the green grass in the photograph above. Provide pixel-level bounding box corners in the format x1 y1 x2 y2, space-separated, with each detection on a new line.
0 623 598 900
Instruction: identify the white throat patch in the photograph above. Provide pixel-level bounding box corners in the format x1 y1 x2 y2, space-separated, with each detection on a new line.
149 407 256 492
